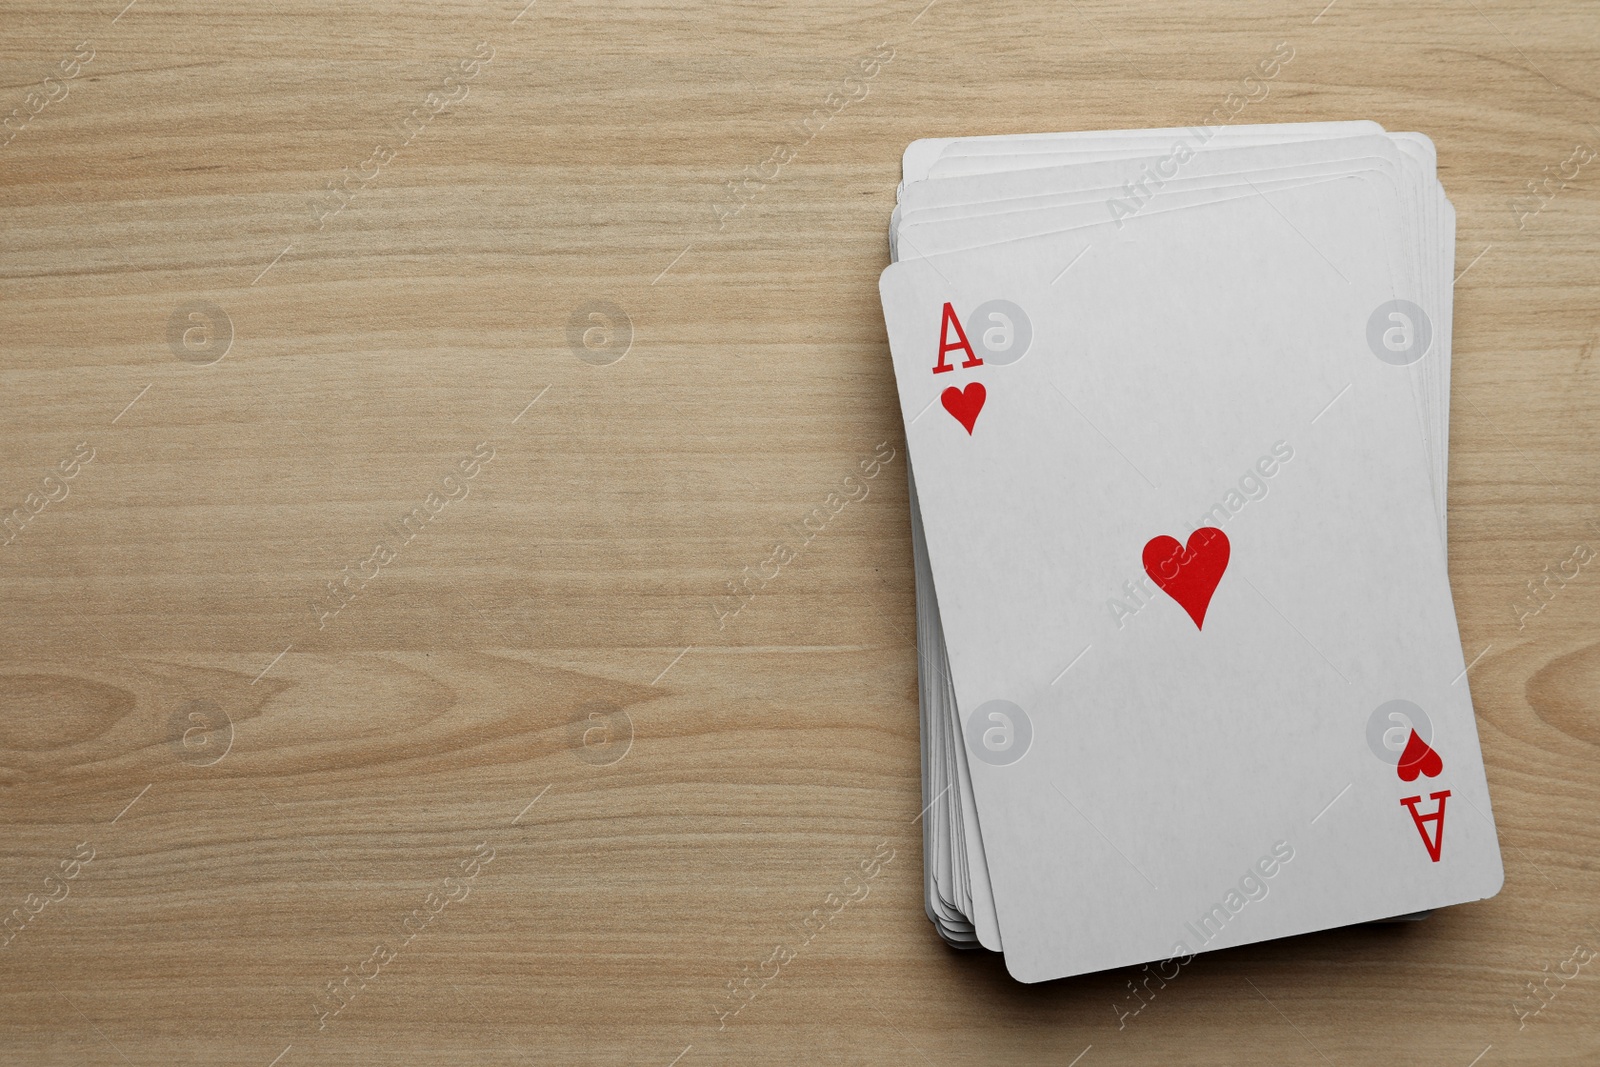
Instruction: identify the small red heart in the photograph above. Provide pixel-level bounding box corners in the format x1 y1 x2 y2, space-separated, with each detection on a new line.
1397 729 1444 782
1142 528 1230 630
941 382 986 435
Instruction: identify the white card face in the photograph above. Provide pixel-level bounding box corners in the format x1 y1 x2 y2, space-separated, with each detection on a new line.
894 122 1470 969
882 178 1500 982
908 141 1446 953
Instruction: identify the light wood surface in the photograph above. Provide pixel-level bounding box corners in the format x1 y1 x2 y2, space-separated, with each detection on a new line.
1 0 1598 1063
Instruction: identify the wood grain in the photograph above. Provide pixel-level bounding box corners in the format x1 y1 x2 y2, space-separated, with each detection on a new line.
0 0 1597 1063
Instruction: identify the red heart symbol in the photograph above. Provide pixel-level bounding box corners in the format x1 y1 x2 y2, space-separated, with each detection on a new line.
941 383 986 435
1397 729 1444 782
1142 528 1230 630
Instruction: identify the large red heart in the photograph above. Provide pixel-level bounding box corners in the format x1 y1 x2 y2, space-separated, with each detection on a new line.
941 383 986 435
1142 528 1230 630
1397 729 1444 782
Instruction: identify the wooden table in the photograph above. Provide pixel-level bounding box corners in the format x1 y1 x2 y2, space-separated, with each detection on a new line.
1 0 1596 1063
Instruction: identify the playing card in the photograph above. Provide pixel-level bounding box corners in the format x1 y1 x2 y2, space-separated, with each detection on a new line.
899 124 1457 951
882 141 1498 981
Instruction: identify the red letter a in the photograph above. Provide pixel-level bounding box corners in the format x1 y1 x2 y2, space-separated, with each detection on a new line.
932 302 982 374
1399 790 1450 863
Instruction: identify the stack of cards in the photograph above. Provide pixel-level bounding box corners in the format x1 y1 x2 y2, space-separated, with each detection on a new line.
884 122 1503 983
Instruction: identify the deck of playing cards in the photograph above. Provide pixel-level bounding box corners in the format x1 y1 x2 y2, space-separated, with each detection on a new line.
883 122 1503 983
